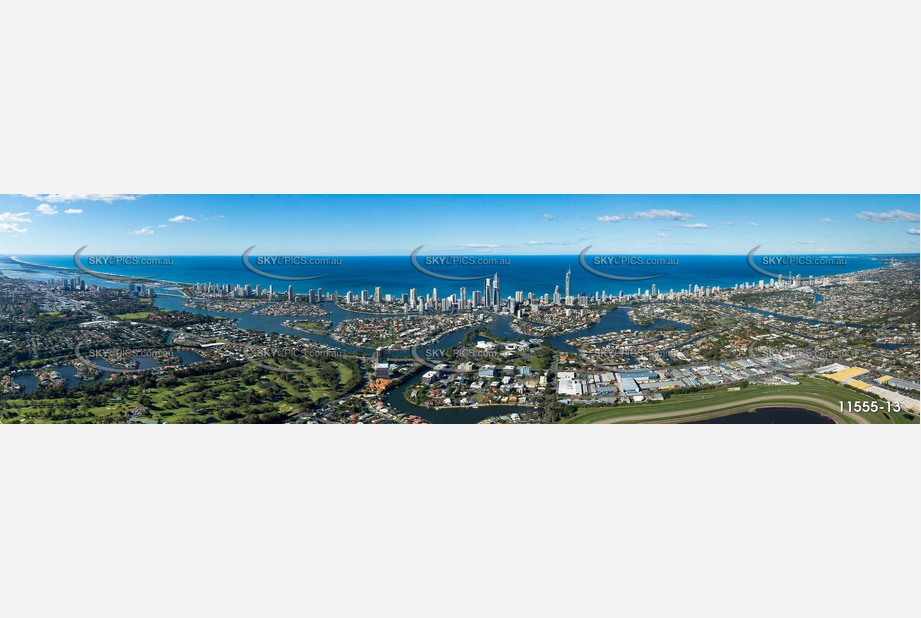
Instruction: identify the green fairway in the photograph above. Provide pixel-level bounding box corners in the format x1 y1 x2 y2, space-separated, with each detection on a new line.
1 358 360 424
288 320 332 336
559 377 919 424
115 312 155 320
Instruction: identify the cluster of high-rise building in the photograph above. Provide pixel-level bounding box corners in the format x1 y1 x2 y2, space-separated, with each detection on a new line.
54 277 154 298
190 269 826 313
58 277 87 292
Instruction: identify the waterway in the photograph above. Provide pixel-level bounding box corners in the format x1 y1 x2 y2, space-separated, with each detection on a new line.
383 371 527 424
155 295 689 355
13 350 205 394
717 302 870 329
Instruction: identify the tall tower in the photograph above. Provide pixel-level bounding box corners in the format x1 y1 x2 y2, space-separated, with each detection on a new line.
485 277 492 308
565 268 572 305
492 273 500 308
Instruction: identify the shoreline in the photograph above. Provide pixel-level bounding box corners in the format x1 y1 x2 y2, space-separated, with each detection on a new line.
6 255 909 296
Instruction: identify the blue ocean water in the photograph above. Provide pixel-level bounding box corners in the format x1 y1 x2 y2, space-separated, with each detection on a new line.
2 253 910 299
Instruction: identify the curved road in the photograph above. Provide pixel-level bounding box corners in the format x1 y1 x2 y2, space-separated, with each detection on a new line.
596 394 869 424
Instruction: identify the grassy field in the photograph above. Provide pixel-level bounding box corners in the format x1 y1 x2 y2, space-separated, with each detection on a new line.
288 320 331 336
560 377 919 424
115 311 158 320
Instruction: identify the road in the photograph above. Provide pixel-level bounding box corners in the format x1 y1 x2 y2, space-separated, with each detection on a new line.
596 393 869 424
542 356 559 423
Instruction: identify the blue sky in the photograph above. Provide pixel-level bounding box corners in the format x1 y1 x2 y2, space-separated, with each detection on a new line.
1 194 918 255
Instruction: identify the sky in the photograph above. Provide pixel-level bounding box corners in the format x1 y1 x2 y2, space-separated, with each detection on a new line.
1 194 919 256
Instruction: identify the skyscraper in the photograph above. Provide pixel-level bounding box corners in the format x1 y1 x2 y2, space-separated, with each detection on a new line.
565 268 572 305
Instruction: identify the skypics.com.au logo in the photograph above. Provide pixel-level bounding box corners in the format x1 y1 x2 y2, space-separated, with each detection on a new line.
744 339 847 363
579 246 674 281
410 245 510 281
73 246 171 283
410 344 504 373
241 343 346 373
747 245 847 279
241 246 342 281
74 342 179 374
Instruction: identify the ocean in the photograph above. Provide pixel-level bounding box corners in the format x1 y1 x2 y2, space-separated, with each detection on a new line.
2 253 909 299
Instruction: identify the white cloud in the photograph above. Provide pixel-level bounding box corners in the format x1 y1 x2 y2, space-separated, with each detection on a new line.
749 222 758 227
129 226 155 235
855 209 919 223
908 228 919 235
631 209 693 221
0 223 28 234
168 215 197 223
64 208 83 215
35 203 58 216
597 209 693 223
457 243 498 249
721 221 736 226
680 223 710 228
537 213 556 221
526 240 574 246
819 218 837 224
158 224 170 228
0 212 32 223
656 231 670 237
21 194 138 203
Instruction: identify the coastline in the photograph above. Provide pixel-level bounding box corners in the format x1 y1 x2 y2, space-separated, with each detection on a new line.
6 254 910 297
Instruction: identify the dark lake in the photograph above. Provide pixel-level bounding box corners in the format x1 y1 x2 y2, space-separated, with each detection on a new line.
690 407 835 424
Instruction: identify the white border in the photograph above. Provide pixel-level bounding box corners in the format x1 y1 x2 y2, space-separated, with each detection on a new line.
0 1 918 617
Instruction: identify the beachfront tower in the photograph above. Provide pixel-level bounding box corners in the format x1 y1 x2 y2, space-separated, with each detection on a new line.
565 267 572 305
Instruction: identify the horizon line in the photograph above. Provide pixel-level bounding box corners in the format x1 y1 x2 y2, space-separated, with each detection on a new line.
7 251 920 258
